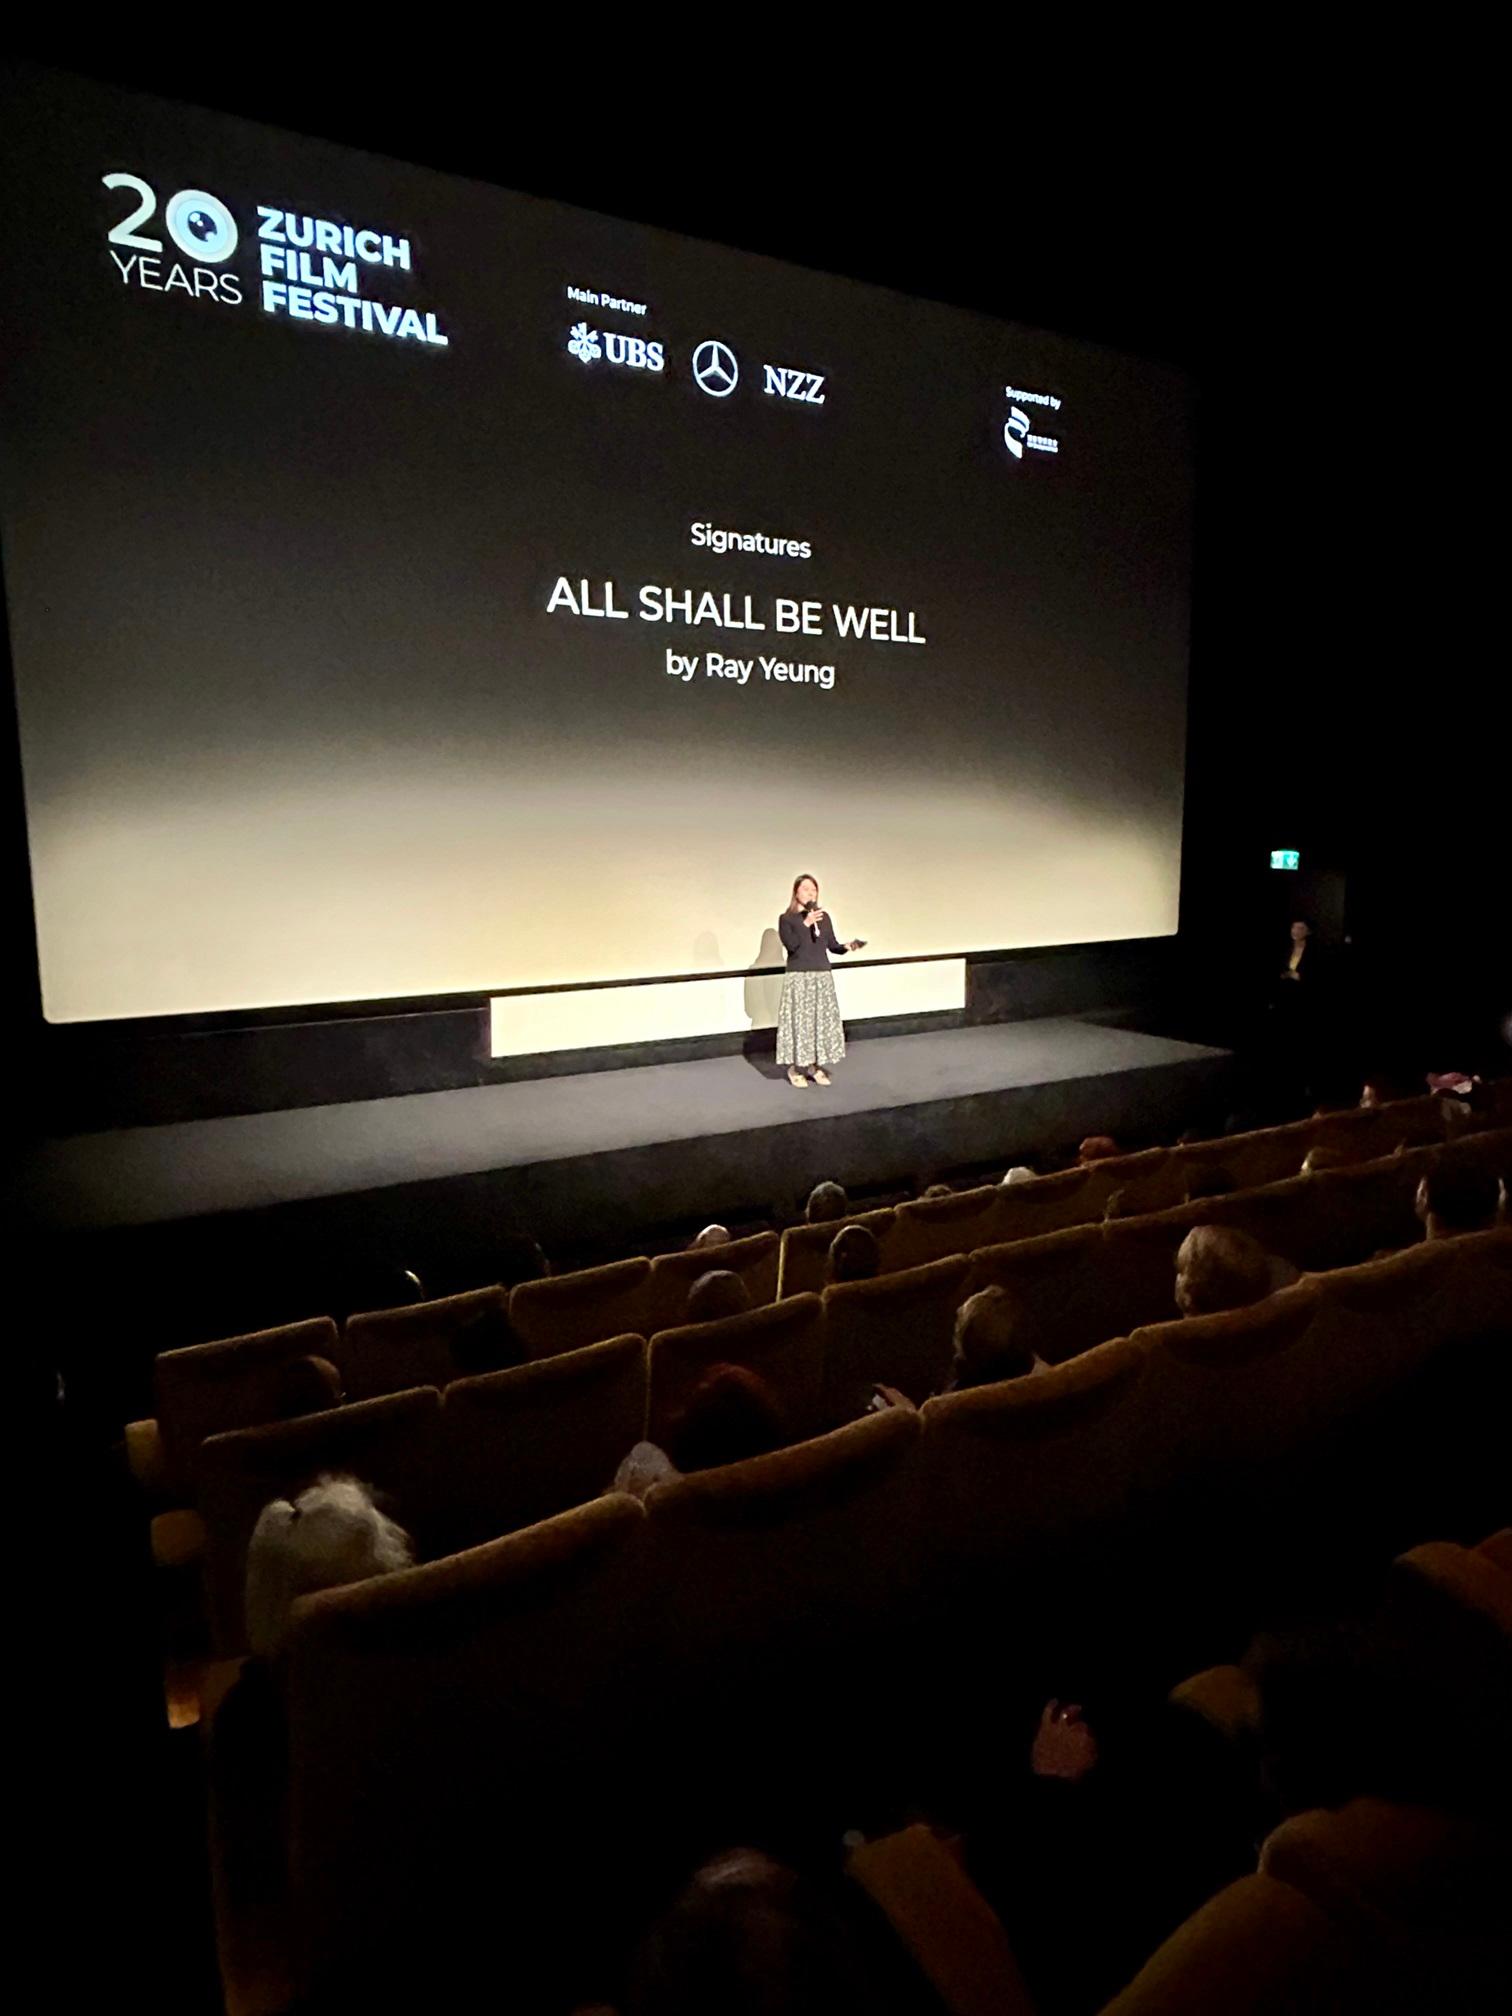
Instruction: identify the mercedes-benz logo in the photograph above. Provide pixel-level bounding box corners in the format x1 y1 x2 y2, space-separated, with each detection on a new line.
692 339 739 397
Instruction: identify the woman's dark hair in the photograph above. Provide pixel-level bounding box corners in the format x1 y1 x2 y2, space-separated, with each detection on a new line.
666 1364 784 1473
786 873 819 914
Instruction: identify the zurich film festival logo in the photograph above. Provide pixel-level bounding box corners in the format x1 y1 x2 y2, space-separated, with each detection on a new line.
100 172 450 348
566 321 664 373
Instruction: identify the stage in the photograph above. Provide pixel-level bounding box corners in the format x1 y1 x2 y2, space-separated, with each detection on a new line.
34 1015 1229 1245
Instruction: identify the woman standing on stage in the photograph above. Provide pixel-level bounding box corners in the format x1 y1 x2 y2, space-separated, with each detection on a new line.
776 874 863 1089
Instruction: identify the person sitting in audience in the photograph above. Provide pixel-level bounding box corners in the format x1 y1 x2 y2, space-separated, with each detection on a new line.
690 1223 731 1250
1078 1134 1120 1164
805 1179 849 1225
826 1224 881 1284
920 1182 953 1199
1173 1225 1298 1318
1001 1164 1036 1185
685 1269 752 1323
449 1299 525 1377
1415 1164 1501 1239
613 1365 786 1498
945 1286 1048 1392
266 1353 344 1422
243 1472 415 1659
1300 1143 1351 1173
618 1846 912 2016
496 1233 550 1287
1102 1187 1134 1221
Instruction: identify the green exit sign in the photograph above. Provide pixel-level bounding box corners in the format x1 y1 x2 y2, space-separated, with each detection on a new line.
1270 849 1300 871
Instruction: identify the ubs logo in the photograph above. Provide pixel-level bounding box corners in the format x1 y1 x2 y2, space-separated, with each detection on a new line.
568 322 664 373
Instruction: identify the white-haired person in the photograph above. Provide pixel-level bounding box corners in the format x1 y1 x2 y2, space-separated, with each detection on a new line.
211 1475 415 1893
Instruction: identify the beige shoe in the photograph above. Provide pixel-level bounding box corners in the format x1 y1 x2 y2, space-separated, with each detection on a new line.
812 1068 832 1086
787 1068 810 1089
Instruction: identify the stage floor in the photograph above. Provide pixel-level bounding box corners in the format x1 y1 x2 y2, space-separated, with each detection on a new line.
34 1018 1229 1236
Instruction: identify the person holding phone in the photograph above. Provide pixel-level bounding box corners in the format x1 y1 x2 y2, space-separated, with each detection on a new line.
775 873 864 1089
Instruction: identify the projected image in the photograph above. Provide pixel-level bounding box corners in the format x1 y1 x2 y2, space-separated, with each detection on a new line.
0 68 1193 1022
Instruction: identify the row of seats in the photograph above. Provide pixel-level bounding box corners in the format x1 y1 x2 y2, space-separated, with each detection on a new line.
140 1122 1509 1513
245 1228 1508 2007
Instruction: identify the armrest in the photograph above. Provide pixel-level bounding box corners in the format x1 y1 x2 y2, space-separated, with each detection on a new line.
1168 1664 1261 1741
151 1508 207 1571
125 1417 170 1498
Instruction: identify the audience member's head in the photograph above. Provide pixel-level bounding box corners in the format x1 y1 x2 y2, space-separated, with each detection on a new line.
243 1473 413 1659
1101 1187 1133 1221
1183 1165 1238 1202
1301 1144 1350 1174
1359 1082 1383 1110
920 1183 953 1200
267 1353 344 1422
1176 1127 1207 1147
950 1285 1043 1390
1001 1164 1036 1186
826 1224 881 1284
1415 1164 1500 1239
665 1366 784 1473
449 1300 523 1376
1174 1225 1288 1318
690 1223 732 1251
625 1847 859 2016
495 1234 550 1288
804 1180 849 1225
1078 1134 1120 1164
685 1269 752 1324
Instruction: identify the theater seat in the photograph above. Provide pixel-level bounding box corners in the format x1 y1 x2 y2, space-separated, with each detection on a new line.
508 1255 655 1359
283 1493 649 2007
440 1333 647 1546
820 1254 970 1422
887 1186 1006 1271
845 1824 1037 2016
154 1316 343 1497
641 1407 922 1715
1257 1800 1510 2008
917 1337 1149 1581
777 1206 897 1298
343 1284 510 1401
646 1293 825 1445
1128 1283 1322 1481
1098 1872 1367 2014
991 1164 1108 1242
197 1386 444 1656
643 1230 779 1333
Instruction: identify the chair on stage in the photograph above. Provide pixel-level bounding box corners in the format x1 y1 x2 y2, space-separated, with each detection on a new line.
646 1294 825 1446
197 1385 445 1657
642 1229 780 1333
776 1206 898 1298
142 1316 345 1504
508 1255 655 1359
820 1254 970 1422
343 1284 511 1401
439 1332 647 1547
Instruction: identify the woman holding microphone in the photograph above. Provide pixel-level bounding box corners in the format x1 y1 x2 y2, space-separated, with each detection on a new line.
776 874 864 1088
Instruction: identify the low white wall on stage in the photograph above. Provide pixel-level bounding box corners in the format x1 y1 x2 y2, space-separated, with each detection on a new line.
489 959 967 1058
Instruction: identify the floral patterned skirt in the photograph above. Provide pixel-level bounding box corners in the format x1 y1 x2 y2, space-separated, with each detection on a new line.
776 969 846 1069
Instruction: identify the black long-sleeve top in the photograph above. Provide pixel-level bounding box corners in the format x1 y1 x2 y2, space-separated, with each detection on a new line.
778 908 850 972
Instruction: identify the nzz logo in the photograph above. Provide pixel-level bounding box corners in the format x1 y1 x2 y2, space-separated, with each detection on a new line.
567 323 664 373
102 173 245 305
